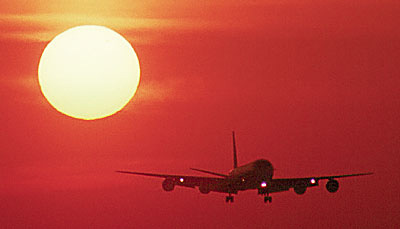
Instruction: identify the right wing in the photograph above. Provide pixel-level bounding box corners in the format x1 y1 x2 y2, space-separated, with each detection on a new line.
116 170 231 193
269 172 373 193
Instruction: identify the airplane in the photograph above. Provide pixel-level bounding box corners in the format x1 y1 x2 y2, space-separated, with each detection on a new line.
117 132 373 203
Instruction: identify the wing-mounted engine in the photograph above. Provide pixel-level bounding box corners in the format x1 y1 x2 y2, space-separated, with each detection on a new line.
326 179 339 193
294 181 307 195
162 179 175 191
199 184 211 194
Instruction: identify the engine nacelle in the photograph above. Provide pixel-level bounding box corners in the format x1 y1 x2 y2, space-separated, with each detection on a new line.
199 185 210 194
294 181 307 195
162 179 175 192
326 179 339 193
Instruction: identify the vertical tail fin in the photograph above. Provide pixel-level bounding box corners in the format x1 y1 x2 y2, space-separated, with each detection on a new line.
232 131 238 169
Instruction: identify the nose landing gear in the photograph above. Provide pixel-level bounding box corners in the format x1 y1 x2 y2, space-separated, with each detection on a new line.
226 193 234 203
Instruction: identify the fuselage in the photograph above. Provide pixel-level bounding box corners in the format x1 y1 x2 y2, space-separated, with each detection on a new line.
227 159 274 191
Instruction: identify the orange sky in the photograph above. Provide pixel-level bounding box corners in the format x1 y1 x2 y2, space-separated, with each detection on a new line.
1 0 399 228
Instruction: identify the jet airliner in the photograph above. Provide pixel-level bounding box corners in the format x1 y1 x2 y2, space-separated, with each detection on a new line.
117 132 372 203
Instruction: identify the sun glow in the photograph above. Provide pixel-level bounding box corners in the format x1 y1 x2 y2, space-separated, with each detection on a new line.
38 25 140 120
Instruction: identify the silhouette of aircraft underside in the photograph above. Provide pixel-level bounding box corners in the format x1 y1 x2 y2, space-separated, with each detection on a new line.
117 132 372 203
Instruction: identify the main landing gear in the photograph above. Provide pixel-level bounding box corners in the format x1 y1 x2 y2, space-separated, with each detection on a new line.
226 194 234 203
258 188 272 204
264 196 272 203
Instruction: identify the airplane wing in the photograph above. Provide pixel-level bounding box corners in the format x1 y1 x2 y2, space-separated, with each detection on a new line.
116 170 229 193
269 172 373 193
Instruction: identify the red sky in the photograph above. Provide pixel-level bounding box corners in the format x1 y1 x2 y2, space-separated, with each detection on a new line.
1 0 399 228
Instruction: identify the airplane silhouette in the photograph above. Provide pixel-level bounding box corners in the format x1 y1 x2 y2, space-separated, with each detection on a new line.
117 132 372 203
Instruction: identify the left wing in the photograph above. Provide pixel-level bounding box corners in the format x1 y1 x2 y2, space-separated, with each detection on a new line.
116 170 230 193
269 172 373 193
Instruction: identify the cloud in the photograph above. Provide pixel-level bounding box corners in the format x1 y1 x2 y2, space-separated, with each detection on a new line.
0 74 46 105
2 74 37 90
1 1 397 43
0 13 226 43
0 72 183 109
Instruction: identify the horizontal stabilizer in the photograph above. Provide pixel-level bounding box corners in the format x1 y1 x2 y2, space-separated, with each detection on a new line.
190 168 228 178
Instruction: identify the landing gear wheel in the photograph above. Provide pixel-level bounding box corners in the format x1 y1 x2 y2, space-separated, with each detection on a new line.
264 196 272 203
225 196 234 203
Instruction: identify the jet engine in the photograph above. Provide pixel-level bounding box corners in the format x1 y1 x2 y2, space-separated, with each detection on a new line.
326 179 339 193
294 182 307 195
199 185 211 194
162 179 175 191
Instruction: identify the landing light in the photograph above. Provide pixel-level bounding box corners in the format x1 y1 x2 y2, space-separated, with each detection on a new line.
179 178 184 183
261 181 267 188
310 178 316 184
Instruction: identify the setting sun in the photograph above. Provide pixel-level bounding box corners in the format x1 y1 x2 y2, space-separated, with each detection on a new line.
38 25 140 120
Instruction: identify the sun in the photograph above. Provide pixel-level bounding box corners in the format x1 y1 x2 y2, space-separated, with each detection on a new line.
38 25 140 120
